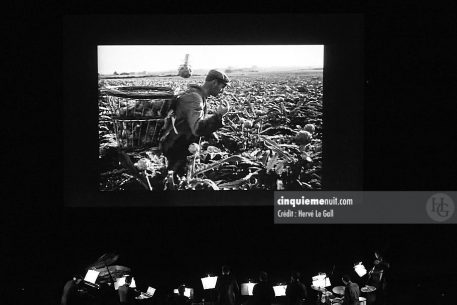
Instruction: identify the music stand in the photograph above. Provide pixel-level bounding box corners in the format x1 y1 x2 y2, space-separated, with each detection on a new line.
241 281 257 296
114 277 123 290
114 275 136 290
84 270 100 284
273 284 287 297
147 287 156 296
312 273 331 304
354 262 367 277
201 275 218 303
174 287 194 299
201 275 218 289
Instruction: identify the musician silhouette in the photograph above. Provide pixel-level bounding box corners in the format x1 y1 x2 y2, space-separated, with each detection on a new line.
368 250 390 305
215 265 239 305
341 274 360 305
252 272 275 305
171 285 191 305
60 277 82 305
99 282 118 305
118 276 139 305
285 271 307 305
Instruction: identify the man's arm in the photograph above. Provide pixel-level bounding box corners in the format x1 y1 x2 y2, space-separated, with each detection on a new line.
301 283 307 299
343 287 350 304
215 277 220 293
252 284 259 297
270 286 276 301
349 285 359 304
61 280 74 305
233 279 240 295
181 93 223 137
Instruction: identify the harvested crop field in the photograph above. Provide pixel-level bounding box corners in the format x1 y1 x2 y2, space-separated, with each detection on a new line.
99 70 323 191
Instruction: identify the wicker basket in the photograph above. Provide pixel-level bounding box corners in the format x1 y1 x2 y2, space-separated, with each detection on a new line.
100 86 176 151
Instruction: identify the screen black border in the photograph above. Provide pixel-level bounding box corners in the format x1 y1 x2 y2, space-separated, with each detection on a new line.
63 14 364 206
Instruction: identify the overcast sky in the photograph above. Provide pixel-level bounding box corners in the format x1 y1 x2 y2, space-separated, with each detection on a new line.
98 45 324 74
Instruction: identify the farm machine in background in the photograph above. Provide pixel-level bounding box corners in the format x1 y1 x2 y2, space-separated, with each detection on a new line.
178 54 192 78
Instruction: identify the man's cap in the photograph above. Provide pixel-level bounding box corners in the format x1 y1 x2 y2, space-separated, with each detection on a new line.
206 69 231 86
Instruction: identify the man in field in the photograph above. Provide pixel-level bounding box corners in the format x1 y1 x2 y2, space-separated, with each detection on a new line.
160 69 231 176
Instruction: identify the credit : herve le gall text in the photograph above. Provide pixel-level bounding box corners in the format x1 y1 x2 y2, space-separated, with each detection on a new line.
277 209 335 218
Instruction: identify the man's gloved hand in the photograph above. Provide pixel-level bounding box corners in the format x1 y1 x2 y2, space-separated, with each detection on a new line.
216 99 230 116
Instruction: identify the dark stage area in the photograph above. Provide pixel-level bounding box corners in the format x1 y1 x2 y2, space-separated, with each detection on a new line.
7 208 456 304
4 2 457 305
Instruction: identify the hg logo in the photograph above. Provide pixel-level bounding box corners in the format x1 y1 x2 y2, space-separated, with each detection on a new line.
426 193 455 222
432 197 450 217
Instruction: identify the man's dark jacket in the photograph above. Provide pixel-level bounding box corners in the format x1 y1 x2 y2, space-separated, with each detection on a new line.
285 281 307 305
161 85 223 173
252 282 275 305
343 282 360 305
215 274 239 305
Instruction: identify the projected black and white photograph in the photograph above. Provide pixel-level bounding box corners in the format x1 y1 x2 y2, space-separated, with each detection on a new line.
98 45 324 191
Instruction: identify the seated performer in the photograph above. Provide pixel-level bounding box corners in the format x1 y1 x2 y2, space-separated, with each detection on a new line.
252 271 275 305
285 271 307 305
61 277 82 305
171 285 191 305
118 276 139 305
341 274 360 305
